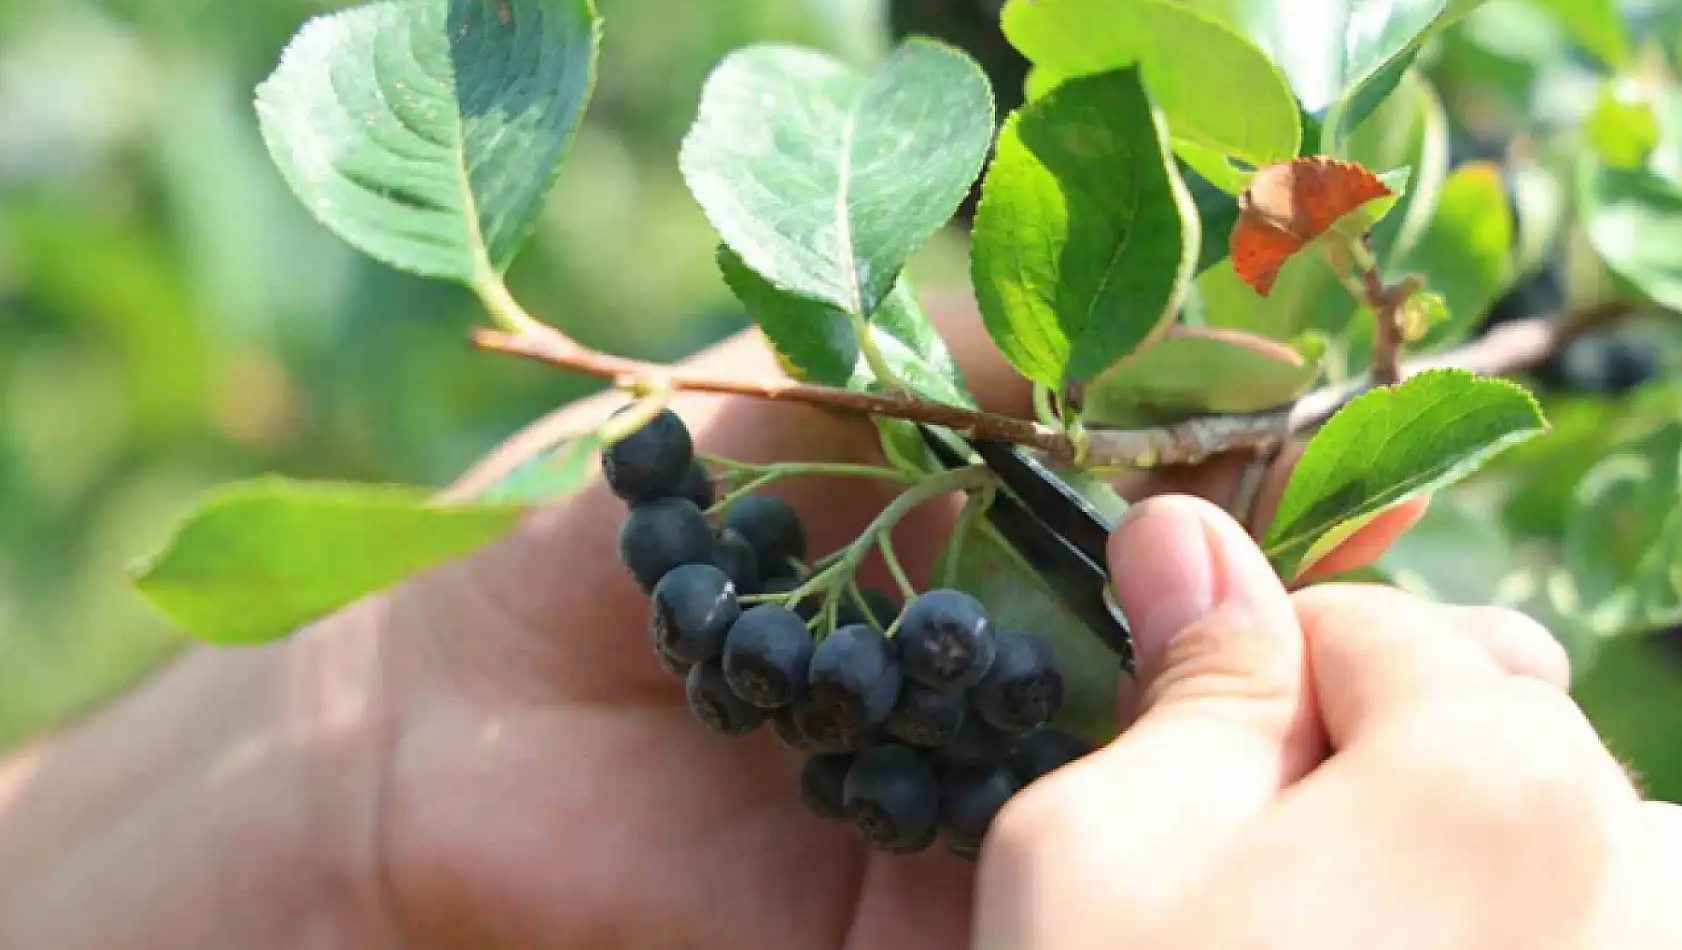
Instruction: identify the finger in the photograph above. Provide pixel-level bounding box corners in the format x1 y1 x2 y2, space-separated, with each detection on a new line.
1295 583 1511 750
982 495 1324 930
1442 604 1573 690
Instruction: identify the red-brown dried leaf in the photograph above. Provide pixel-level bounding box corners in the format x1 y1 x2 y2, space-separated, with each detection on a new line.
1230 157 1392 296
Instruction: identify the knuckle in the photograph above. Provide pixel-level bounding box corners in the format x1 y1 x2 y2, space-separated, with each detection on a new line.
1140 604 1301 724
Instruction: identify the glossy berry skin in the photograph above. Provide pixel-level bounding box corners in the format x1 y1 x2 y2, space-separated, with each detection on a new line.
712 528 761 596
685 658 768 736
619 498 715 593
938 715 1015 768
726 495 807 575
799 753 855 820
602 408 694 505
722 605 815 708
939 764 1020 857
897 589 997 691
971 630 1064 735
808 624 903 724
650 563 739 663
837 588 902 630
884 682 967 748
843 744 941 850
1011 728 1095 785
676 460 715 510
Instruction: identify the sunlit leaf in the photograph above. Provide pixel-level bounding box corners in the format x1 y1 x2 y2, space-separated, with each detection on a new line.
1264 370 1548 578
476 435 600 503
131 479 527 644
256 0 600 286
1564 425 1682 635
972 67 1198 388
1080 327 1320 425
1396 161 1515 349
1582 162 1682 312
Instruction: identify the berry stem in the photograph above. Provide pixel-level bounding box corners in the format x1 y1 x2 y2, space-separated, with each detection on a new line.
877 535 918 603
699 456 916 484
941 484 993 589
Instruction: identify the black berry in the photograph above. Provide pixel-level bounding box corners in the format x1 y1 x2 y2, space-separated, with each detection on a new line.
1011 728 1095 785
650 563 739 663
807 623 903 727
618 498 714 593
897 589 996 691
837 588 902 630
789 701 880 755
971 630 1064 735
676 460 715 510
800 753 855 820
938 715 1015 768
726 495 807 575
685 658 768 736
602 408 694 505
712 528 761 596
844 744 940 851
939 764 1019 857
884 681 967 748
723 605 815 708
772 705 811 751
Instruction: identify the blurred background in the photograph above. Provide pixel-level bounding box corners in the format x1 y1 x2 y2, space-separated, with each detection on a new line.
3 0 1682 798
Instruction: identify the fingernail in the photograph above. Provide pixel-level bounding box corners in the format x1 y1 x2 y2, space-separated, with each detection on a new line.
1110 497 1220 680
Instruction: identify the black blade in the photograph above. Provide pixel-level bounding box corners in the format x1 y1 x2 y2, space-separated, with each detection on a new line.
966 439 1114 568
918 427 1133 666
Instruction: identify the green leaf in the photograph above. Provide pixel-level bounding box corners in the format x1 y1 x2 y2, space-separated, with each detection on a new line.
1508 160 1568 278
1533 0 1629 69
256 0 600 286
1080 327 1321 426
719 250 974 407
1263 370 1548 578
1395 161 1515 349
971 67 1199 389
131 478 527 645
680 40 994 319
1563 425 1682 635
1573 632 1682 801
1003 0 1300 166
1586 82 1661 170
1582 162 1682 312
937 519 1122 742
1191 0 1480 148
476 435 600 503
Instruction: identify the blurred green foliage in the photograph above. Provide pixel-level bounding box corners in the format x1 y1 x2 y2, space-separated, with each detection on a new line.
0 0 896 749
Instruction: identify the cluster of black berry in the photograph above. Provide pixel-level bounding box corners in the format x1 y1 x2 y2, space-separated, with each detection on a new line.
606 407 1095 860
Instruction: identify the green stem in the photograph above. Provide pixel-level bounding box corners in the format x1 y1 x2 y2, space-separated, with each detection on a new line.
1033 384 1060 428
475 277 547 337
698 456 914 484
599 390 673 447
878 534 918 602
942 485 994 589
850 311 905 393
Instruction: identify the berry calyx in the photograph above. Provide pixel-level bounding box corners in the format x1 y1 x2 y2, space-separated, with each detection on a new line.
685 658 768 735
896 589 997 691
971 630 1064 735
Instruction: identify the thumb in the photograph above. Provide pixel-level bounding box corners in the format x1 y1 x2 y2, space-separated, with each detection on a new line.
989 497 1326 916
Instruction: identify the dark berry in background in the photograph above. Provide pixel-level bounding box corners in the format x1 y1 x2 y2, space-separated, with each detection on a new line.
676 460 716 510
650 563 739 663
837 587 902 630
844 744 941 850
885 682 968 748
897 589 997 691
760 575 820 622
939 764 1020 858
722 605 815 708
618 497 714 593
800 753 855 821
938 715 1015 768
807 623 904 729
1539 331 1660 396
725 495 807 575
1011 728 1095 786
686 658 768 736
972 630 1064 735
713 527 761 595
602 408 695 505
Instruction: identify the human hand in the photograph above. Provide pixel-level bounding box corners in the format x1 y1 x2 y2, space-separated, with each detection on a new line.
308 305 1427 949
976 493 1682 950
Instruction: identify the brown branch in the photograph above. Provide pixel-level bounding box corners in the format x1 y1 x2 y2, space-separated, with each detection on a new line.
1365 266 1407 385
466 301 1636 489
